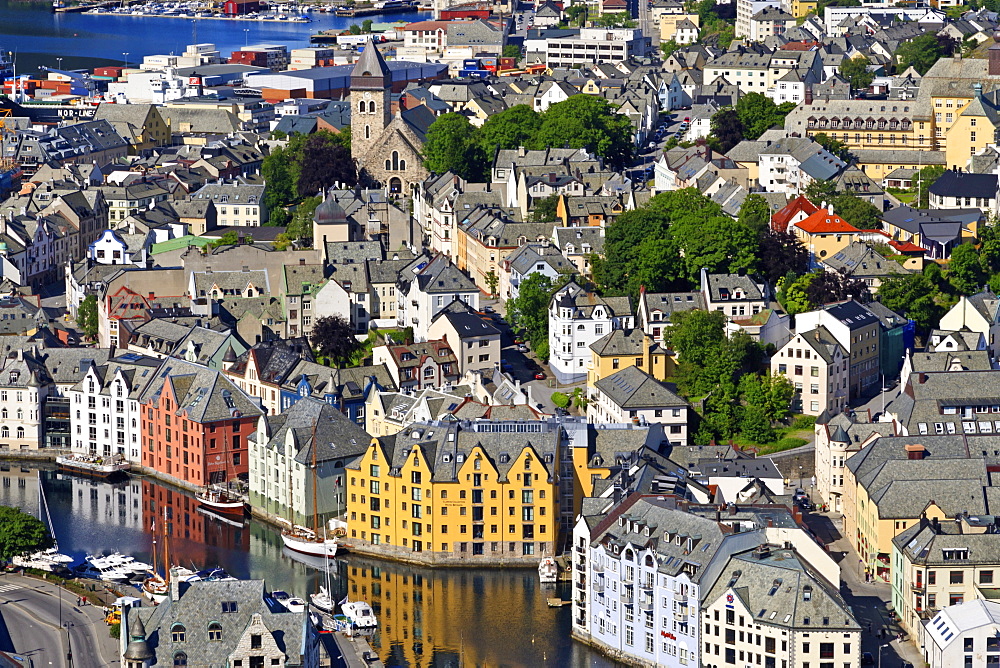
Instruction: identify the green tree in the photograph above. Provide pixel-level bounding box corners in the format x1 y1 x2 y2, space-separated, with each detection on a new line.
839 55 874 91
530 194 560 223
261 143 298 221
423 113 485 181
272 232 293 251
660 39 681 58
484 269 499 298
286 196 321 244
917 165 945 208
594 11 635 27
311 314 363 366
477 105 542 153
502 44 522 59
77 294 99 341
0 506 50 562
348 23 361 34
209 230 240 249
361 19 373 32
670 209 759 284
564 4 587 25
551 391 570 409
296 132 356 197
507 273 555 359
735 93 795 140
948 242 987 295
895 33 951 75
830 193 882 230
776 272 815 315
877 273 944 332
709 108 744 153
532 95 634 170
757 229 809 285
738 193 771 237
812 132 850 160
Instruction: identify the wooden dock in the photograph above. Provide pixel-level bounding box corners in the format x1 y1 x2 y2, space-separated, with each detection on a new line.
547 597 570 607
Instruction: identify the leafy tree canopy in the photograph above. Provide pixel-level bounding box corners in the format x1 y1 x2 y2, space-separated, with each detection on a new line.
948 242 987 296
877 273 945 333
477 104 542 154
77 294 99 341
839 55 874 91
895 33 957 75
0 506 51 562
311 314 364 366
423 113 486 181
507 272 561 361
296 132 356 197
532 95 634 170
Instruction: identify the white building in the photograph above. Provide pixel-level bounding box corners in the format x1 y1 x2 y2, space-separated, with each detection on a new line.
771 326 849 417
88 228 148 266
544 28 648 68
395 253 480 342
106 70 198 104
500 242 572 301
189 181 267 227
549 280 634 385
587 366 690 446
923 599 1000 668
701 544 861 668
68 354 161 462
248 396 369 527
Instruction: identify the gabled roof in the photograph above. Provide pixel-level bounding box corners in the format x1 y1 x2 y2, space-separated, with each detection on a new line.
594 365 687 410
771 194 819 233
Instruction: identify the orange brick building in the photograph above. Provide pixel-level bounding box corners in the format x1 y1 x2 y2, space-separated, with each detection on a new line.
139 358 263 487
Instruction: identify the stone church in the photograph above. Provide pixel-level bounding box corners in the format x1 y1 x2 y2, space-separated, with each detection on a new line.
350 40 433 195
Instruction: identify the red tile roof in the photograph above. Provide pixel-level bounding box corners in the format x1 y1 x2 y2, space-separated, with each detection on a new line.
794 208 860 235
770 194 819 233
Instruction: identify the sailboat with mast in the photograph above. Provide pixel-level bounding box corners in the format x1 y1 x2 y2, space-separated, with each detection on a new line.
13 472 73 572
280 418 339 558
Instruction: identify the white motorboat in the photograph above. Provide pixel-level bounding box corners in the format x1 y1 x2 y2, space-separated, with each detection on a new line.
104 552 154 574
272 590 307 613
38 547 74 564
75 557 131 582
310 585 335 613
341 600 378 629
56 453 129 478
538 556 558 584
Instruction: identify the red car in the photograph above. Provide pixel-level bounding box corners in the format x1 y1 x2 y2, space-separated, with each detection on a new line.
534 372 545 380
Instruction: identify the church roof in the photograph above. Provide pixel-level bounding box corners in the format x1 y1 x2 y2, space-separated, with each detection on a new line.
351 39 391 87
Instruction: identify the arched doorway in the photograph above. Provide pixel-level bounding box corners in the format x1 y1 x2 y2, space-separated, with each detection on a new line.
389 177 402 194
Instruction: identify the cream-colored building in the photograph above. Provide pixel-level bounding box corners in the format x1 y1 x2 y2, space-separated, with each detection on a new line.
771 326 849 417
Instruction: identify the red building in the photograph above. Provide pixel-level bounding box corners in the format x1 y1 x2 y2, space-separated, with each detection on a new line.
142 480 250 559
223 0 261 15
139 357 263 487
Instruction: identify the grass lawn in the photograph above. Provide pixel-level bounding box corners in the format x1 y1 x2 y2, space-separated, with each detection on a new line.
732 416 815 455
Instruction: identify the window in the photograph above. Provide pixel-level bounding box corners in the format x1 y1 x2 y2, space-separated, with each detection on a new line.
208 622 222 641
222 601 238 613
173 654 187 667
982 571 994 584
171 624 186 642
950 571 964 585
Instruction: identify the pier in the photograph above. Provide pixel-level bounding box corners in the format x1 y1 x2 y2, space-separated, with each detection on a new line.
328 631 385 668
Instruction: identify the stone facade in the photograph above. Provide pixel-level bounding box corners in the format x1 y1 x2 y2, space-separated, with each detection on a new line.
349 40 429 195
228 613 288 667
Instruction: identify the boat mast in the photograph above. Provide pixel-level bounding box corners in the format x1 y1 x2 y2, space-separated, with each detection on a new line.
311 417 319 536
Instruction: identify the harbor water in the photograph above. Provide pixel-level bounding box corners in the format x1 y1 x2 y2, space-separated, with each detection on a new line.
0 464 622 667
0 0 427 72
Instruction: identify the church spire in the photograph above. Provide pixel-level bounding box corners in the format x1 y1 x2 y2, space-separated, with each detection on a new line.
351 38 391 89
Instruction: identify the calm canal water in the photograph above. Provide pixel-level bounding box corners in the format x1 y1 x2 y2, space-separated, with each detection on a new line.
0 464 622 668
0 0 428 71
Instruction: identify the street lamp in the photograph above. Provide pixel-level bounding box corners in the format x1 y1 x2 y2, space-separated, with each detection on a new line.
55 57 62 71
877 642 888 668
122 52 129 69
799 465 804 489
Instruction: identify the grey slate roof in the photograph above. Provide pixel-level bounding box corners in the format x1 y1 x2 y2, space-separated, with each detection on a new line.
259 396 370 464
137 356 263 423
822 242 908 279
128 579 313 666
594 366 687 410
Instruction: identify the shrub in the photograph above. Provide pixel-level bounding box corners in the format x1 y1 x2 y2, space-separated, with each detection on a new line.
551 392 570 409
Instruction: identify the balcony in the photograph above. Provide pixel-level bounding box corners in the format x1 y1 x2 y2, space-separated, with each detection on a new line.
593 561 604 573
593 579 605 592
910 582 925 592
639 598 653 612
622 593 634 605
674 608 689 620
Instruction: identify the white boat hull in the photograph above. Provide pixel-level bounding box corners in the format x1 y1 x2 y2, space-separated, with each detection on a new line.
280 532 338 558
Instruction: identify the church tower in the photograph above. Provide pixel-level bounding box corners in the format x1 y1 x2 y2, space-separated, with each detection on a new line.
350 39 392 175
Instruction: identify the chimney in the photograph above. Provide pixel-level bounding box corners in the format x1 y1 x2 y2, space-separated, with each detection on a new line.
804 84 813 105
918 373 928 384
170 566 182 601
989 34 1000 76
905 443 926 460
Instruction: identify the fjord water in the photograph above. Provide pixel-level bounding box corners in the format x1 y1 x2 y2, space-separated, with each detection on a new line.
0 465 620 667
0 0 426 72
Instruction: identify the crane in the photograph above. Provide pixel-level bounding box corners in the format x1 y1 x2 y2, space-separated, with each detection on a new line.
36 65 95 98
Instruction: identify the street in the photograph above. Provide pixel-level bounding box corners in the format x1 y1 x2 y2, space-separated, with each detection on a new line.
0 573 120 668
803 511 925 668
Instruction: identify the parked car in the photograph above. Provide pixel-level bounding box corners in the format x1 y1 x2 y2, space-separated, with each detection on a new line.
517 344 529 353
501 361 514 372
861 653 875 666
534 372 546 380
484 306 495 313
